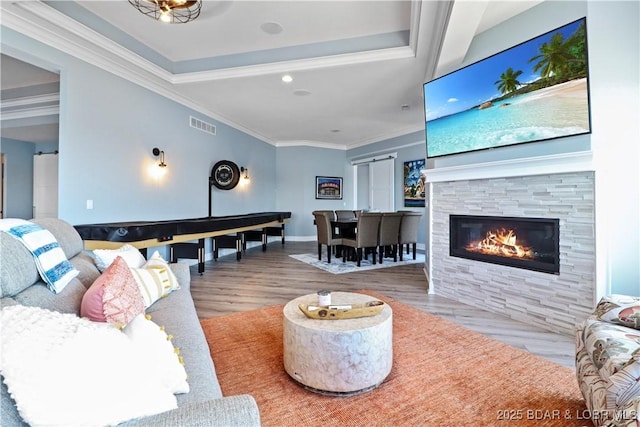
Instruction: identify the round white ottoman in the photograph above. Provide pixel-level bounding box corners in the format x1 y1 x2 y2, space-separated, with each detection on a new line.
283 291 393 395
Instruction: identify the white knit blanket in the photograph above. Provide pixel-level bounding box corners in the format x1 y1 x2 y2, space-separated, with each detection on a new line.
0 305 177 427
0 218 78 293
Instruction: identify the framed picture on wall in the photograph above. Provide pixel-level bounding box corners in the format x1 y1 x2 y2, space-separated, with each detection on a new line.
404 159 426 207
316 176 343 200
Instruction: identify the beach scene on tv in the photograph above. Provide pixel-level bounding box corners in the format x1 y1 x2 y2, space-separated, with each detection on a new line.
424 18 589 158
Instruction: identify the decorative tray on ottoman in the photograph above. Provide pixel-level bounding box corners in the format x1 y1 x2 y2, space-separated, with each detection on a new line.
298 300 385 320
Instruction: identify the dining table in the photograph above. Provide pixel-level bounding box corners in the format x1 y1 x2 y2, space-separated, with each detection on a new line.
330 219 358 260
331 218 358 235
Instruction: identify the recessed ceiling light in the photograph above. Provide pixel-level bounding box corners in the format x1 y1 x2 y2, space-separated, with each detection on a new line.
282 75 293 83
261 22 284 35
293 89 311 97
330 129 341 133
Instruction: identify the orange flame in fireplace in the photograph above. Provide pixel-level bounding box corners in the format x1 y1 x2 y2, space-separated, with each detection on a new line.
466 228 535 259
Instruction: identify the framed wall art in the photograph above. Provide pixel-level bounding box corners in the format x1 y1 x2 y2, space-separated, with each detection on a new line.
404 159 426 207
316 176 343 200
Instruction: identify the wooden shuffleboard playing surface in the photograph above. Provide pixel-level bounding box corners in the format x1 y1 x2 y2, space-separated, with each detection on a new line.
74 212 291 273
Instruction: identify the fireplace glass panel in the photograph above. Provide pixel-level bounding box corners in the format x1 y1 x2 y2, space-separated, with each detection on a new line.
449 215 560 274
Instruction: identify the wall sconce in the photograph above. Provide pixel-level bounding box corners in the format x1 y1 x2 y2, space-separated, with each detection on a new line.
241 166 250 181
152 147 167 168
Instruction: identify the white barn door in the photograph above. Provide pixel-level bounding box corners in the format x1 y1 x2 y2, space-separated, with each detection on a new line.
369 158 394 212
33 152 58 219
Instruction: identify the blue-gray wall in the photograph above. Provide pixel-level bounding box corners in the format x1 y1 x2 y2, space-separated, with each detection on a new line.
35 142 59 153
276 145 350 238
59 58 277 223
1 138 34 218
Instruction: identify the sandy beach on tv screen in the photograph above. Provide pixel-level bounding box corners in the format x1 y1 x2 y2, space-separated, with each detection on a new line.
518 77 588 104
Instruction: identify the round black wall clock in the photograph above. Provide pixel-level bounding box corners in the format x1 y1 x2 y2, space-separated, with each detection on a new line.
210 160 240 190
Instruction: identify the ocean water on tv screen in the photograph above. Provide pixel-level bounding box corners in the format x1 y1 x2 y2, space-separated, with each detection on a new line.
426 78 590 158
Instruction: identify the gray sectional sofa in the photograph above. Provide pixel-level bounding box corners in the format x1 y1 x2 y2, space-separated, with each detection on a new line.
0 218 260 426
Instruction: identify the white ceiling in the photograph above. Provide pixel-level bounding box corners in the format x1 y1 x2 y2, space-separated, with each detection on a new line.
0 0 542 148
1 54 59 90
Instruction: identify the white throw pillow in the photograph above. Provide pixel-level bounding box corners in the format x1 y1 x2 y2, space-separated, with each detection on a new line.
94 244 146 272
123 313 189 394
0 305 177 427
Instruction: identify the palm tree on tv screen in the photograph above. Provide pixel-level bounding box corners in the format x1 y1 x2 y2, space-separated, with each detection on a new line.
529 23 586 80
495 67 524 95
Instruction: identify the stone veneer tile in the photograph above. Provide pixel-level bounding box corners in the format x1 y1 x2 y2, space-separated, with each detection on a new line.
431 172 595 335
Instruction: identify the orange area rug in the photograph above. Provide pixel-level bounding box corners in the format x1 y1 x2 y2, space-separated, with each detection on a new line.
200 291 587 426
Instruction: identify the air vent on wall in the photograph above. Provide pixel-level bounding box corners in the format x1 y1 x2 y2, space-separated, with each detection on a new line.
190 116 216 135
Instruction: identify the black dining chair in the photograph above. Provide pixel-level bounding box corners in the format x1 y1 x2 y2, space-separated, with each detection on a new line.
377 212 403 263
312 211 342 263
398 211 422 260
341 212 382 267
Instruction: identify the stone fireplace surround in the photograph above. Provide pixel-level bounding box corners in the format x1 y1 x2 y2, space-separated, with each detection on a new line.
428 157 595 336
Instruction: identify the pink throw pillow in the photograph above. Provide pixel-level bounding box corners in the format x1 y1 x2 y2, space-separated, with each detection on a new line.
81 256 144 326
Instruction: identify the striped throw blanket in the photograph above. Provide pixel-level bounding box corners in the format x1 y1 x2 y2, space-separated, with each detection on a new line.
0 219 78 294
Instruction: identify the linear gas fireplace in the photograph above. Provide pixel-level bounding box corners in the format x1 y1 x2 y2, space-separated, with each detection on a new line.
450 215 560 274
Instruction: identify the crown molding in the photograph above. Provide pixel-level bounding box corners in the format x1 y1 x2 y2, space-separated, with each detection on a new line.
4 1 174 82
275 140 348 150
1 92 60 121
172 46 415 83
1 105 59 120
408 0 422 54
1 93 59 109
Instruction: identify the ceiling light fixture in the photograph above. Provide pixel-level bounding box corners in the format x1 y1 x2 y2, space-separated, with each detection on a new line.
282 75 293 83
129 0 202 24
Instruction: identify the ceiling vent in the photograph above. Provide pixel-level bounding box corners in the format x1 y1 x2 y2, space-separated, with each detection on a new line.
190 116 216 135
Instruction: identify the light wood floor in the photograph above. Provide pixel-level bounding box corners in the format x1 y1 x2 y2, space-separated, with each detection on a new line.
190 240 575 369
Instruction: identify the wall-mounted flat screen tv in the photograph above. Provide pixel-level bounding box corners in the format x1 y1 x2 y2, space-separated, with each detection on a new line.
423 17 590 158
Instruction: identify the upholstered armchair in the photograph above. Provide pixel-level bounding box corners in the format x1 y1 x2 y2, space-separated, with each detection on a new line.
377 212 403 263
312 211 341 263
335 210 357 221
398 211 422 260
575 295 640 427
341 213 381 267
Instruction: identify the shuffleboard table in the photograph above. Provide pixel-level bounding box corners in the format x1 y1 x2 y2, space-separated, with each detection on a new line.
75 212 291 273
